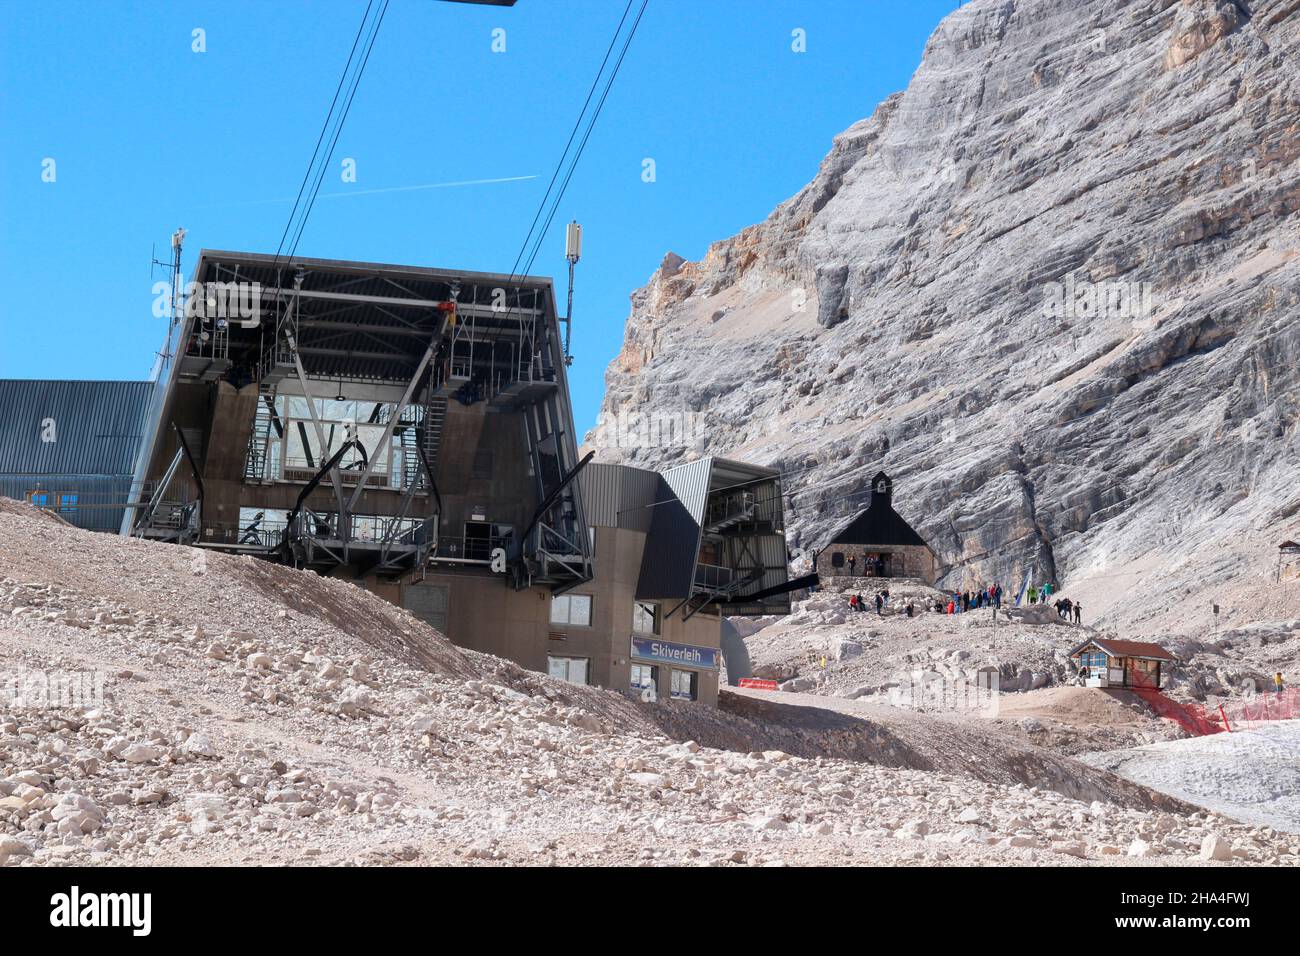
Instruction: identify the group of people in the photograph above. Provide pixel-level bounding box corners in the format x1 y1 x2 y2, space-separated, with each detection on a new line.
834 575 1085 624
1054 596 1083 624
936 583 1005 615
848 589 906 616
844 554 888 578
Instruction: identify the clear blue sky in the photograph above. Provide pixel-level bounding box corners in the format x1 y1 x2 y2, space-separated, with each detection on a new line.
0 0 955 434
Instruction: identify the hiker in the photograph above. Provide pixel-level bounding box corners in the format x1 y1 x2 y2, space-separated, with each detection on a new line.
855 592 866 613
848 593 859 612
906 601 915 618
848 555 857 577
1077 664 1089 686
1276 672 1285 696
882 588 890 608
1073 601 1082 624
875 592 884 615
1028 585 1038 605
946 598 955 615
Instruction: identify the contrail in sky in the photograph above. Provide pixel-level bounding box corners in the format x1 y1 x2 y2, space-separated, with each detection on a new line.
193 175 538 208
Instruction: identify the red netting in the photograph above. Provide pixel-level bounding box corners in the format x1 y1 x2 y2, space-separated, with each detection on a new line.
1126 668 1300 735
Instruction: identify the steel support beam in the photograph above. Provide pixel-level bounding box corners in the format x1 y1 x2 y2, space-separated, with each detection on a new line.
344 323 445 514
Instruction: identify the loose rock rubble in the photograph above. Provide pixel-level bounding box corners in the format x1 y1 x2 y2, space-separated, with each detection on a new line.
0 500 1294 866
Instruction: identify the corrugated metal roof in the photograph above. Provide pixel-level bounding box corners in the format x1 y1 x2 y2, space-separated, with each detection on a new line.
579 462 661 532
637 457 712 600
0 380 154 476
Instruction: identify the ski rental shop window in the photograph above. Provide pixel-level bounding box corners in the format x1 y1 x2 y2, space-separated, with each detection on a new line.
630 663 659 692
670 669 698 702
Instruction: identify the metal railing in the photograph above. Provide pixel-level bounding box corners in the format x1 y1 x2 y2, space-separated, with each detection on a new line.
432 533 511 562
705 490 755 528
694 563 735 590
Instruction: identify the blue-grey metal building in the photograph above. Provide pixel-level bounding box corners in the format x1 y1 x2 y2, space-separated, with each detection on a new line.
0 379 155 532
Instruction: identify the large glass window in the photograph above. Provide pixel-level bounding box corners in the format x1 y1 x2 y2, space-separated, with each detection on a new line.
632 601 660 635
630 663 659 694
670 669 698 702
550 594 592 627
277 398 401 481
547 656 589 685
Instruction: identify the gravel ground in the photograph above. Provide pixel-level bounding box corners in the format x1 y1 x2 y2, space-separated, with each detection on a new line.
1 498 1295 867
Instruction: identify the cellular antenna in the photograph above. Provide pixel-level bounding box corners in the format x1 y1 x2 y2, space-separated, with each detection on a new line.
563 220 582 366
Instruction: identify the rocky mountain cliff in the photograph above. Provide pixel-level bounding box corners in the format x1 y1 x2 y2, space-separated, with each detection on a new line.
588 0 1300 635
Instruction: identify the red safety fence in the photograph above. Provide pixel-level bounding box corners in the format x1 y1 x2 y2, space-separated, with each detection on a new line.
1126 668 1299 736
1126 668 1223 736
1211 687 1300 732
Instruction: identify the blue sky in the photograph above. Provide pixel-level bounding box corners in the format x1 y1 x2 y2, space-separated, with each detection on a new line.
0 0 955 434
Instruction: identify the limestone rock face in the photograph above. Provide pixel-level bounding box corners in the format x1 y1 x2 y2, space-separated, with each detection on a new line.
588 0 1300 634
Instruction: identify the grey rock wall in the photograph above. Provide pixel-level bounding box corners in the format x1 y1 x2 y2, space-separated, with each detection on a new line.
588 0 1300 634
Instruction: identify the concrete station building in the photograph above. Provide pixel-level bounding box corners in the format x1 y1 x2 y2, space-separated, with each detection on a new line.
5 249 794 706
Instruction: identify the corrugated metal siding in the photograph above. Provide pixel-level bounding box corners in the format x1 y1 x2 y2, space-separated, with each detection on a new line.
659 457 712 525
0 380 154 475
636 457 712 600
579 462 660 532
0 476 138 532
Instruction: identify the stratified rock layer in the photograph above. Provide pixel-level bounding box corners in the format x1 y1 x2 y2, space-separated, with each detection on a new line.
589 0 1300 633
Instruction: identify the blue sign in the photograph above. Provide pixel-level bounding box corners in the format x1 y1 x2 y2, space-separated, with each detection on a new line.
630 637 719 670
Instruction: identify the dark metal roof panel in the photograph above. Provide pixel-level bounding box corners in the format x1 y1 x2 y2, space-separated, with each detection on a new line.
579 462 660 533
827 502 930 548
636 457 713 600
659 457 712 525
0 380 154 476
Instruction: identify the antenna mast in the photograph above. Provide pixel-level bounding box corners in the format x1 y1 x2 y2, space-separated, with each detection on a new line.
563 220 581 367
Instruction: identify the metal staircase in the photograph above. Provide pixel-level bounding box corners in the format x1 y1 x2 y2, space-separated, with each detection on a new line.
421 396 447 482
244 384 278 482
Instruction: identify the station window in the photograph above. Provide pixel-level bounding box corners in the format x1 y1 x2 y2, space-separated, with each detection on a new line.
1079 651 1107 675
550 593 592 627
547 656 589 685
59 494 78 513
630 663 659 694
831 552 844 568
632 601 660 635
26 491 50 508
670 669 698 702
